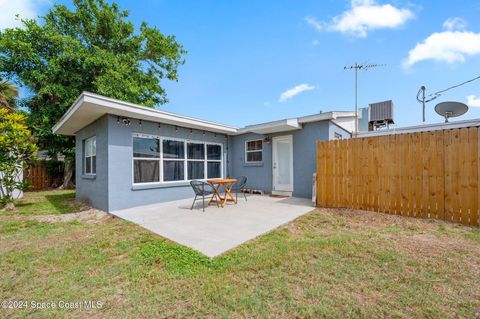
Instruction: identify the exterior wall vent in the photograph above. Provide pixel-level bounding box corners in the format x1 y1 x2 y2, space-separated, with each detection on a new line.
368 100 394 130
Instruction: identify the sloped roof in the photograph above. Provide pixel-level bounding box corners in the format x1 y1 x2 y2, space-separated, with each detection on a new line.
53 92 355 136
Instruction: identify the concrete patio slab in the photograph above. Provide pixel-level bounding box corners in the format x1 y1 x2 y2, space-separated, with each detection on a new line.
111 195 314 257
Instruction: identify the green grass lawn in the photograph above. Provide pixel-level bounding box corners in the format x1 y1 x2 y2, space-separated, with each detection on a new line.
1 191 479 318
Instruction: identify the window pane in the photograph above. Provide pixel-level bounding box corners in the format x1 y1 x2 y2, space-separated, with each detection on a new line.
163 140 185 159
85 140 92 157
188 161 204 180
134 160 159 183
163 161 185 181
85 156 91 174
133 137 159 158
247 151 262 162
247 140 262 151
92 155 96 174
207 161 221 179
207 144 221 160
91 138 96 156
187 143 205 160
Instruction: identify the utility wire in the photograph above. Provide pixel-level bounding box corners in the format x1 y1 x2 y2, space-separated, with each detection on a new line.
426 74 480 100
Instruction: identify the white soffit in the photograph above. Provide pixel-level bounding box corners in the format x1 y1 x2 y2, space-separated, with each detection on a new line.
237 118 302 135
52 92 239 135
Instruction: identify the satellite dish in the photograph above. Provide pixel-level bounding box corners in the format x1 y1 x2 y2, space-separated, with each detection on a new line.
434 101 468 123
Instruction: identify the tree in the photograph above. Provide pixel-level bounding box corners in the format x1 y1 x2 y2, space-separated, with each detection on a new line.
0 0 186 188
0 108 38 210
0 79 19 110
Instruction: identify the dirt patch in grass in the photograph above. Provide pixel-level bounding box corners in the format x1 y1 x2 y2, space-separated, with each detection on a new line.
34 209 111 223
0 209 112 224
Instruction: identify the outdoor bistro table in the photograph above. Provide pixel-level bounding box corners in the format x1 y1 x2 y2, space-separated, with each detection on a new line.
207 178 237 207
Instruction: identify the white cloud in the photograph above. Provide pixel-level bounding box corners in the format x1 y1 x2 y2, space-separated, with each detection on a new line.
403 19 480 68
467 95 480 107
312 40 319 46
443 17 467 31
305 16 324 31
0 0 43 30
279 84 316 103
306 0 414 38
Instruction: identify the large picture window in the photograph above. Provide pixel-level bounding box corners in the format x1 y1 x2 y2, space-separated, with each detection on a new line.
132 134 223 184
84 136 96 175
245 139 263 163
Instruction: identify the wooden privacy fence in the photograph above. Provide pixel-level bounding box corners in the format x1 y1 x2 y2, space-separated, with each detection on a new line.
25 161 64 190
25 162 51 190
316 126 479 226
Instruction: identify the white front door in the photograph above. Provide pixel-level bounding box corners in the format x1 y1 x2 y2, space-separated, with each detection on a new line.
272 135 293 194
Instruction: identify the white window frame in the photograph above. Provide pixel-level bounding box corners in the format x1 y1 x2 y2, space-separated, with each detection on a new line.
132 133 223 185
245 139 263 163
84 136 96 175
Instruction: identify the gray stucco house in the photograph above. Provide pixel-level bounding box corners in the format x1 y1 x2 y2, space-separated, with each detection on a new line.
53 92 354 212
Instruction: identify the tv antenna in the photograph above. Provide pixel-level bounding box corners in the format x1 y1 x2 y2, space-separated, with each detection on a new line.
344 62 386 136
416 74 480 122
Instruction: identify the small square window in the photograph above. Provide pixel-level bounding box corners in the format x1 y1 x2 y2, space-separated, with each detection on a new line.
245 140 263 163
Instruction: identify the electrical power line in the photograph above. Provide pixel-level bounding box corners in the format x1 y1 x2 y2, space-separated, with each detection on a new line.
416 74 480 122
429 74 480 99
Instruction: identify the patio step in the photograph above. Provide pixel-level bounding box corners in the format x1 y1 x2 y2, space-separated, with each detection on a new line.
241 188 264 195
271 190 292 197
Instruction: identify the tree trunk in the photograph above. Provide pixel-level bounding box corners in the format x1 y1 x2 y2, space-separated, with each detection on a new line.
60 161 74 189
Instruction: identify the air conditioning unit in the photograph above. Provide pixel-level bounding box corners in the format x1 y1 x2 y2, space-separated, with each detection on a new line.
368 100 394 130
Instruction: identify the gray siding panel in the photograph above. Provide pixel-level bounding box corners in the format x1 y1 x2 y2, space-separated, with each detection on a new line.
288 121 329 198
329 121 352 140
230 133 272 192
75 115 109 211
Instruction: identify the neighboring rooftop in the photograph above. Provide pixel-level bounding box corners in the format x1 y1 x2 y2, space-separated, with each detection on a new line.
357 117 480 137
53 92 356 136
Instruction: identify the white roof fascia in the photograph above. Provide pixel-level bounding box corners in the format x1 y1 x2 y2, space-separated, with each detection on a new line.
52 92 238 135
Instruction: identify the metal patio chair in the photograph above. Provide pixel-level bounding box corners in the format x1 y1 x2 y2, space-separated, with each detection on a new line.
232 176 248 202
190 180 218 212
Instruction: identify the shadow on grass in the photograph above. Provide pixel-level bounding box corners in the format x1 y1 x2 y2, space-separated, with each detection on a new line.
4 191 78 216
44 192 77 214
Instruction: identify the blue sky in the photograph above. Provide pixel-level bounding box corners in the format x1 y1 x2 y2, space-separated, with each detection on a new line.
2 0 480 128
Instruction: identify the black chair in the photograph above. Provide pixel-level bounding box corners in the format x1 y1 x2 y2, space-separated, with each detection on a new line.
190 180 218 212
232 176 248 202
